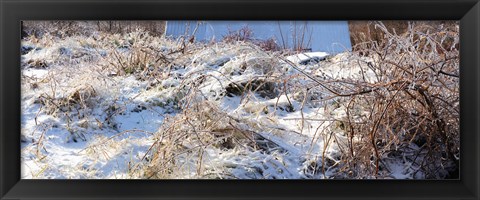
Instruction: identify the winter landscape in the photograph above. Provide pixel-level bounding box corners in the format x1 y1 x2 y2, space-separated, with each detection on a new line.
20 21 459 179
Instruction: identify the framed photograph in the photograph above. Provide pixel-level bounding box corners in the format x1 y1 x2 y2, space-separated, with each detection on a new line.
1 0 479 199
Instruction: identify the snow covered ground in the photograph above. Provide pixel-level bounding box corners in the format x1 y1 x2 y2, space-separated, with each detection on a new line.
286 52 329 65
20 31 427 179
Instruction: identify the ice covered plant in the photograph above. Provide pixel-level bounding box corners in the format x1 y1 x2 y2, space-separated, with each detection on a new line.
308 21 460 179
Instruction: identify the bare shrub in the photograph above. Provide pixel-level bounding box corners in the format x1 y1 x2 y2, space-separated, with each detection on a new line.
222 25 255 43
222 26 280 52
318 21 459 179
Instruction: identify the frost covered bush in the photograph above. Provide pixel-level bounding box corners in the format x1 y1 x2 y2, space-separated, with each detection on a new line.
323 21 460 179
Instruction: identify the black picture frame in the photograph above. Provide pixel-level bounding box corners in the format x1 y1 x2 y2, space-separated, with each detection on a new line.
1 0 479 199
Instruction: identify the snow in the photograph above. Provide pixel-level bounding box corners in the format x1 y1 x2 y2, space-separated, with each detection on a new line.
286 52 329 64
20 31 417 179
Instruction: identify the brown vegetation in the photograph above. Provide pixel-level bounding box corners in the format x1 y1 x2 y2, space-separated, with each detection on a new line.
22 21 166 38
348 21 459 53
332 21 460 178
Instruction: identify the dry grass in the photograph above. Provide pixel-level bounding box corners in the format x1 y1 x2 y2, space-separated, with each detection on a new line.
144 101 254 178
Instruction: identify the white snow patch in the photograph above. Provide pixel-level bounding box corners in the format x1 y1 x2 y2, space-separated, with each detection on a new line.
286 52 329 64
